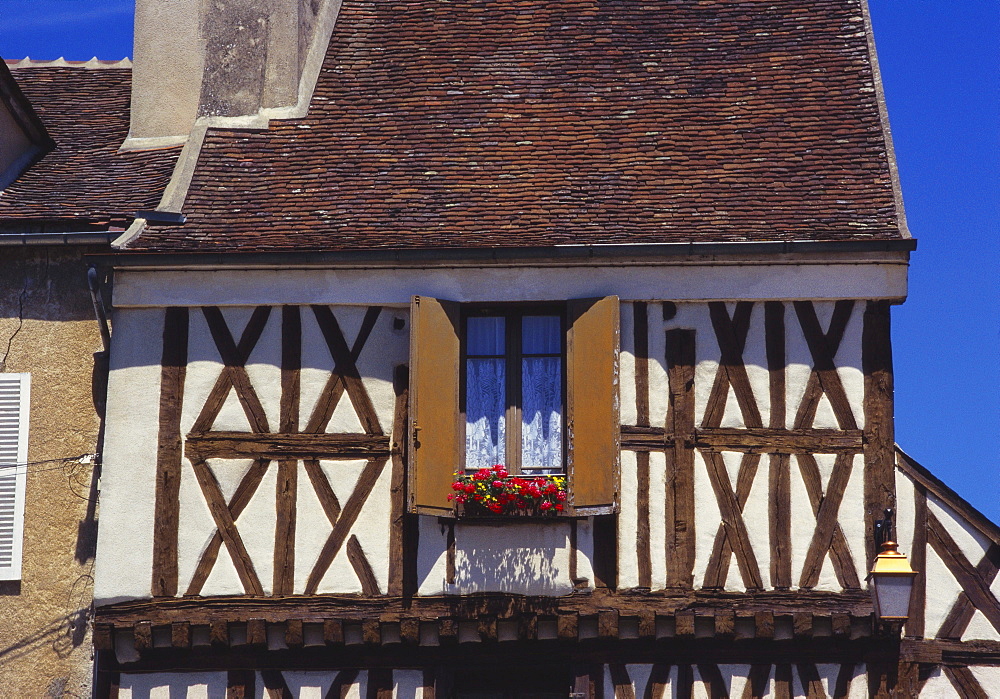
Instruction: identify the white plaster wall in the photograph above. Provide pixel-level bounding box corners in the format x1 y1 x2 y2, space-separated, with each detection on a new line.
118 672 227 699
94 308 166 605
601 663 866 698
114 260 909 308
971 667 1000 697
417 519 579 595
96 305 406 604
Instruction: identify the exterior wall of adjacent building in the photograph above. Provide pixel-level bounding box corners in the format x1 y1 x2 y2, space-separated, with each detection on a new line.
0 246 102 697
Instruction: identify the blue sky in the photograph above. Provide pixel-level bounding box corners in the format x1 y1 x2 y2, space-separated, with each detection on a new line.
1 1 997 521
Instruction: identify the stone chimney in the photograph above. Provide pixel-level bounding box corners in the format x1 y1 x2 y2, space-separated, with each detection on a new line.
126 0 319 148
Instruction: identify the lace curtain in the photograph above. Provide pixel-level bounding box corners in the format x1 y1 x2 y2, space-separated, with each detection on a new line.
465 315 562 473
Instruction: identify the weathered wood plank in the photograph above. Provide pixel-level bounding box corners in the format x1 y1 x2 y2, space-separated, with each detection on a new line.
665 328 696 588
831 663 855 699
705 302 762 429
675 611 695 638
152 307 188 598
715 610 735 639
698 663 730 699
675 665 694 699
633 301 649 427
171 621 190 648
284 619 303 648
755 611 774 640
943 665 988 699
773 664 792 699
191 458 264 596
187 458 269 596
210 620 228 648
200 306 272 433
347 535 381 596
765 301 786 429
741 664 770 699
311 305 383 435
304 307 380 435
636 450 652 588
367 668 393 699
304 458 341 525
705 453 760 589
592 515 617 590
227 668 255 699
273 459 298 596
388 365 409 596
327 670 360 699
280 306 301 433
96 589 875 626
609 664 635 699
799 452 854 589
599 610 619 639
362 618 381 645
621 426 864 453
646 664 670 699
793 300 857 430
862 300 895 565
246 618 266 647
323 619 344 645
184 459 268 596
907 482 927 639
928 515 1000 635
938 541 1000 640
260 668 292 699
770 453 792 589
306 456 389 594
557 612 579 641
703 450 763 590
133 621 152 651
186 432 391 460
796 663 824 699
638 610 656 639
796 454 861 590
400 618 420 645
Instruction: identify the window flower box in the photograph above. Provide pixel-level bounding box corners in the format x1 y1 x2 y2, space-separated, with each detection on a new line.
449 464 568 517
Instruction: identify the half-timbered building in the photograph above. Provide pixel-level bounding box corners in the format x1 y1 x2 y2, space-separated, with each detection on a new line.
85 0 1000 696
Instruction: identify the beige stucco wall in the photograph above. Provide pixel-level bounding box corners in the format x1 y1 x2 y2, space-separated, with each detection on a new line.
0 247 103 697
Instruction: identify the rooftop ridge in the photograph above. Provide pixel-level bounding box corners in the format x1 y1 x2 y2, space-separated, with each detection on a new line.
4 57 132 70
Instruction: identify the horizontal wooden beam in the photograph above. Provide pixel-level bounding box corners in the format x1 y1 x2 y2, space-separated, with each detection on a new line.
901 638 1000 666
101 636 901 675
620 426 864 453
185 432 392 460
94 589 872 627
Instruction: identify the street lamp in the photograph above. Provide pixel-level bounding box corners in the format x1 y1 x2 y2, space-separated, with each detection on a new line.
868 509 917 623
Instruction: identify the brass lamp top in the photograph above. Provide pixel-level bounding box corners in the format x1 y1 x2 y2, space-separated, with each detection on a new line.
868 540 917 577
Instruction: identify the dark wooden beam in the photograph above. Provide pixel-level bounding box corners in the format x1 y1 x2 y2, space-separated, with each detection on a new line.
186 432 391 461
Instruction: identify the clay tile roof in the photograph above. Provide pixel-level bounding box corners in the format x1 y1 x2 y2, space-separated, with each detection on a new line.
134 0 904 252
0 63 180 232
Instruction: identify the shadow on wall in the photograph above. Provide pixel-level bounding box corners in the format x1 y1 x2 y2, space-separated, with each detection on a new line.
451 523 573 595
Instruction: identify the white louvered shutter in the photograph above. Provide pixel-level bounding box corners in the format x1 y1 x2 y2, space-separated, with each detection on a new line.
0 374 29 580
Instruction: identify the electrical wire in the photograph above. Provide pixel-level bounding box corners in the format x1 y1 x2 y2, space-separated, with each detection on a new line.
0 454 95 474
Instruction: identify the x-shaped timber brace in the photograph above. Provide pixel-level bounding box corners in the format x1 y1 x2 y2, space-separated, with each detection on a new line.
621 300 893 591
152 305 404 598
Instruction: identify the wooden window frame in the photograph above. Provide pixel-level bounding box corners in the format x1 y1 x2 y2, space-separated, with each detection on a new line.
459 303 567 475
409 295 619 517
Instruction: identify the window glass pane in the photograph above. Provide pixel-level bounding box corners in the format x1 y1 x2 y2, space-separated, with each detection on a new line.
467 316 505 355
466 357 506 470
521 356 562 473
522 316 560 354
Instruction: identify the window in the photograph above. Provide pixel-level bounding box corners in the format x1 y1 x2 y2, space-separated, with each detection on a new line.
462 307 564 475
0 373 29 581
408 296 619 517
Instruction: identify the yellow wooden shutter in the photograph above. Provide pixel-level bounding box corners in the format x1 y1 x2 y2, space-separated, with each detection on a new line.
566 296 620 514
408 296 461 516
